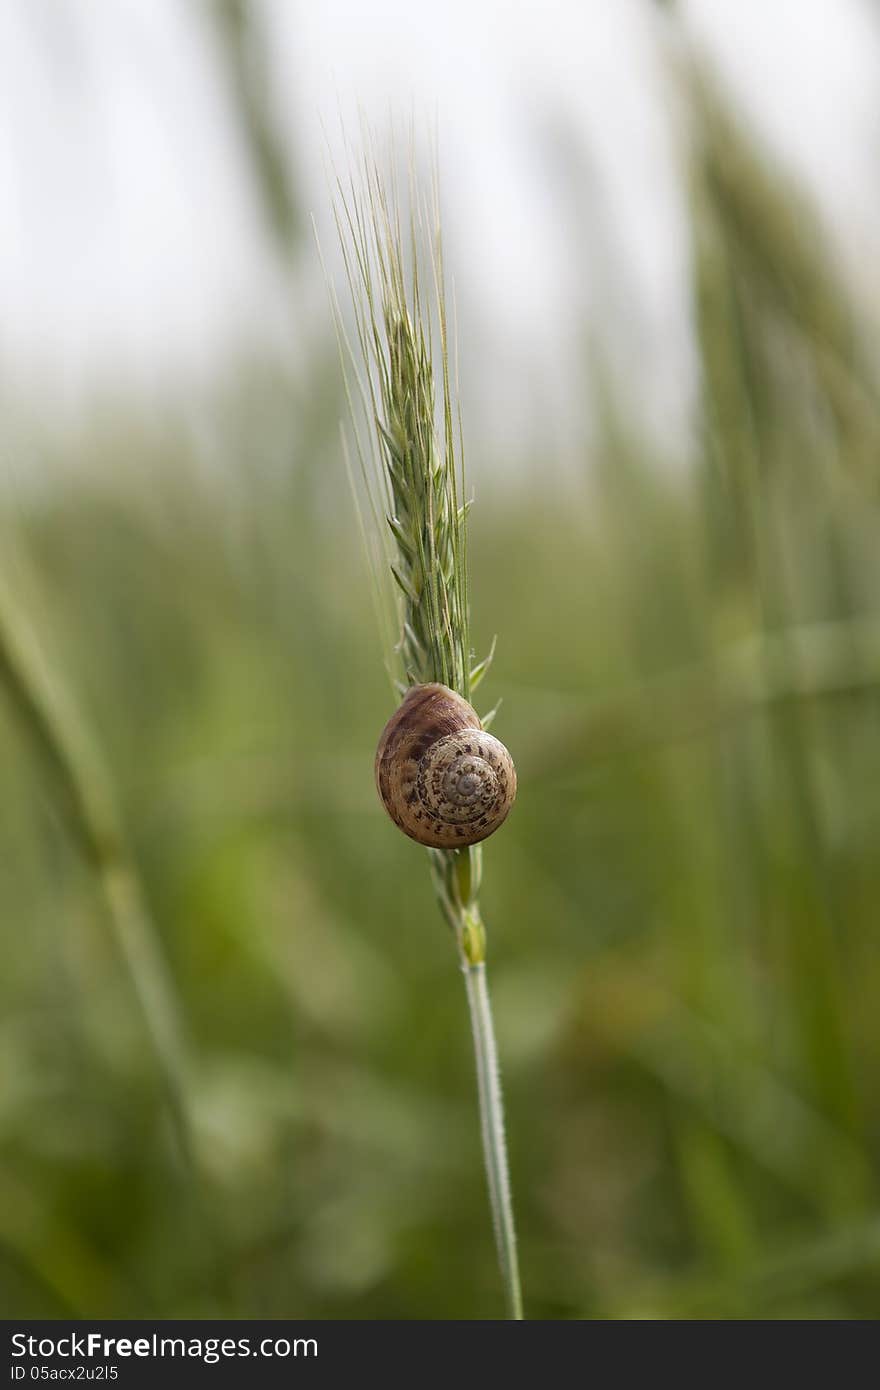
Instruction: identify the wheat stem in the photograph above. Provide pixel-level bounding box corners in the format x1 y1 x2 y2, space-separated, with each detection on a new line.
463 960 523 1320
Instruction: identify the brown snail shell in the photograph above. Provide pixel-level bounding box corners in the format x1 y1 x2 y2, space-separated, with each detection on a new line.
375 682 516 848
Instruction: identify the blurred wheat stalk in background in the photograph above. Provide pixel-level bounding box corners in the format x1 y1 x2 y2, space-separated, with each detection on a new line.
0 573 194 1164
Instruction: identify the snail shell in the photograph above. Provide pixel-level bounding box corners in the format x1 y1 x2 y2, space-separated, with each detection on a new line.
375 682 516 848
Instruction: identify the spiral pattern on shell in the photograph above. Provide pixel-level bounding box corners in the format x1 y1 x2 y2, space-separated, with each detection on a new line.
375 683 517 848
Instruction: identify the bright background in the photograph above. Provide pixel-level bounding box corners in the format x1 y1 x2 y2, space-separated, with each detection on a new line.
2 0 880 1318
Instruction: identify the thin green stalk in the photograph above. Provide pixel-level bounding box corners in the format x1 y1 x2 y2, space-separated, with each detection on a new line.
429 845 522 1317
0 574 195 1171
463 960 523 1320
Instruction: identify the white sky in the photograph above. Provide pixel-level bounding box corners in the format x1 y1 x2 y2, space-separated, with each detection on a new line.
0 0 878 463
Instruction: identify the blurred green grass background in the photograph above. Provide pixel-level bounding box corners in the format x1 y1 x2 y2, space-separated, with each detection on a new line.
2 61 880 1320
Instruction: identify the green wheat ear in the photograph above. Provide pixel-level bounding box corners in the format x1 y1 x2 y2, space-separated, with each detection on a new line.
323 141 522 1320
